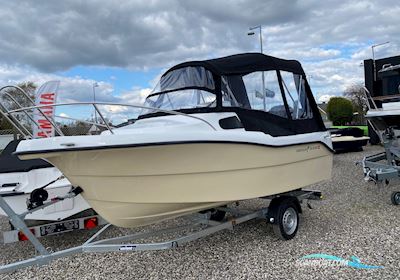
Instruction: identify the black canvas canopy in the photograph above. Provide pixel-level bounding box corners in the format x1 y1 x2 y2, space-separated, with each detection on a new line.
165 53 305 76
141 53 326 136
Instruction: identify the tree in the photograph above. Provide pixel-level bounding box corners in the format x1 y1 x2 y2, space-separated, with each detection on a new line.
344 84 368 125
0 116 13 130
0 82 37 130
326 97 353 125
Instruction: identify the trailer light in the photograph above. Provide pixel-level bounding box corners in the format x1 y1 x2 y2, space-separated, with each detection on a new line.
18 229 35 241
84 217 98 230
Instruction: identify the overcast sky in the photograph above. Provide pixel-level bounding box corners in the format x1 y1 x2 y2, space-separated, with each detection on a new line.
0 0 399 110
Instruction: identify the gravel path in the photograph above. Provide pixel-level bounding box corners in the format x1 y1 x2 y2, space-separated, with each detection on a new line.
1 145 400 279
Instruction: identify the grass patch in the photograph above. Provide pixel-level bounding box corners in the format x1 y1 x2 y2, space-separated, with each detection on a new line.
331 125 368 136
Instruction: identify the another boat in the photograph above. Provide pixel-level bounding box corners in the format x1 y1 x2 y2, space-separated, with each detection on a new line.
0 140 91 222
15 53 333 228
366 101 400 132
329 127 369 152
365 61 400 134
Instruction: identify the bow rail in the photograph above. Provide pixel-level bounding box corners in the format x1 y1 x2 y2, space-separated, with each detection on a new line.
0 85 217 139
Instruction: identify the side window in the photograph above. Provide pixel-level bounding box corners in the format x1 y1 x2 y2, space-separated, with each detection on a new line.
242 71 287 118
221 76 241 107
280 71 313 119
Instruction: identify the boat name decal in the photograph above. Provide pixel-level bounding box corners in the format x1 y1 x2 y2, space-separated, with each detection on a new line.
296 145 321 152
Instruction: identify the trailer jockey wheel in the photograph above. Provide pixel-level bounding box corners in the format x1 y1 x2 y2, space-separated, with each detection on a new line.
199 206 226 222
209 208 226 221
391 192 400 205
268 198 300 240
28 188 49 210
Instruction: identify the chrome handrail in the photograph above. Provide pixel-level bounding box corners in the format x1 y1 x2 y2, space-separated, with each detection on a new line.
363 86 378 110
0 85 64 138
3 101 217 137
362 86 384 143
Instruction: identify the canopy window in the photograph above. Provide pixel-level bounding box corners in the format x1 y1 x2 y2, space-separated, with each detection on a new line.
158 66 215 92
141 67 216 115
280 71 313 119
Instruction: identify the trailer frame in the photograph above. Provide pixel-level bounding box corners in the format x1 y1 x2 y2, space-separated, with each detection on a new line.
0 188 322 273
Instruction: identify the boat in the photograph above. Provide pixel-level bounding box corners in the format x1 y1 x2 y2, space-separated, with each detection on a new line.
358 60 400 204
329 127 369 152
365 61 400 133
14 53 333 228
366 101 400 132
0 139 91 223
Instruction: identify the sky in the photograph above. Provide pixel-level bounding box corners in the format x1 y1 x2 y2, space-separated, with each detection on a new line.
0 0 399 122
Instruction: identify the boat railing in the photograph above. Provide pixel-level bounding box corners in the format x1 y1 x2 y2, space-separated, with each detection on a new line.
362 86 379 111
362 86 385 143
0 86 217 139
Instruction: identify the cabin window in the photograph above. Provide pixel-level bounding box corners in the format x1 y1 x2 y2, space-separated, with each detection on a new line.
221 71 287 118
241 71 287 118
139 66 216 115
157 66 215 92
221 76 242 107
143 90 216 112
280 71 313 119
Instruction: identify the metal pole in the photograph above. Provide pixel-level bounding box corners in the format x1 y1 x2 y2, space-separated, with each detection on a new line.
93 104 114 134
372 45 376 81
371 41 390 81
93 83 98 124
248 25 266 111
259 26 266 111
0 195 49 256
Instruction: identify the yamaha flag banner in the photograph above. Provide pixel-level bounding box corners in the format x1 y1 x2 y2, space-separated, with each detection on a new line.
32 81 60 138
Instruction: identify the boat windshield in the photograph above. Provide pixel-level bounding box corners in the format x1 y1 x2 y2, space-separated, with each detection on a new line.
140 67 216 115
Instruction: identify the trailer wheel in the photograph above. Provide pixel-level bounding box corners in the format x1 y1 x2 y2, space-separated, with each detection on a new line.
269 199 299 240
391 192 400 205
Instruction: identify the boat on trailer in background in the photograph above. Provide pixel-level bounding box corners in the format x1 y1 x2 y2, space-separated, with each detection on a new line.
0 139 91 223
0 86 104 242
359 60 400 204
330 127 369 153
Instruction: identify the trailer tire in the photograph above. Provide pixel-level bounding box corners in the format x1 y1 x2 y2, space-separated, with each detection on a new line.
391 192 400 205
269 199 299 240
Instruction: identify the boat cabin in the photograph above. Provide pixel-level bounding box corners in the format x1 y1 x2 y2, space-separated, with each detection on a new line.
139 53 325 136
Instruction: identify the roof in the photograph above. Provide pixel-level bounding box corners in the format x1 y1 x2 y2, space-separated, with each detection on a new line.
164 53 305 76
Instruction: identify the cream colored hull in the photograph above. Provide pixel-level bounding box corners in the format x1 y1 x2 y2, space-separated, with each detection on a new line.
21 142 333 228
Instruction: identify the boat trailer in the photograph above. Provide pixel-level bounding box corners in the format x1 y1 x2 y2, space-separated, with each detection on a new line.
359 127 400 205
0 188 322 273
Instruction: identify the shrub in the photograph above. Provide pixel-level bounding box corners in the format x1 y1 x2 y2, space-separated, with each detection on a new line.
326 97 353 125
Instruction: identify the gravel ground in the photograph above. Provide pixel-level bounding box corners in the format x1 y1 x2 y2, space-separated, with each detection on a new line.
1 145 400 279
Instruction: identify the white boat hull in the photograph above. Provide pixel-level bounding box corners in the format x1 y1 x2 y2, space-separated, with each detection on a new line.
21 141 332 228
